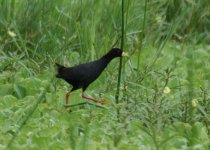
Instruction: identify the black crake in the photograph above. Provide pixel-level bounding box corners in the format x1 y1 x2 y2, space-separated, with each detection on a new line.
56 48 124 105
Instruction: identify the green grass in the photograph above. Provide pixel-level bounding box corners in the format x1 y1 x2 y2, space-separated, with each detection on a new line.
0 0 210 149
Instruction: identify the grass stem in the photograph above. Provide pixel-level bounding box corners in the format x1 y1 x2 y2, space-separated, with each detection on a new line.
115 0 125 104
137 0 147 71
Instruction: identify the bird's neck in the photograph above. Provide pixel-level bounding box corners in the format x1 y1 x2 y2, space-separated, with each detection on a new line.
99 54 115 68
102 52 115 62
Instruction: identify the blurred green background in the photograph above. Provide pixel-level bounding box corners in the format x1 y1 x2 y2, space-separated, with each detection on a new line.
0 0 210 149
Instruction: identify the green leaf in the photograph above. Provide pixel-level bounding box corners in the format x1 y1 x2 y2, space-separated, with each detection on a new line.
13 84 26 99
0 84 13 96
190 122 209 144
2 95 17 107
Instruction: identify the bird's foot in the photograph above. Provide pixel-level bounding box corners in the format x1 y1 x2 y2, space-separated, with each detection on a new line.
82 93 106 104
95 99 105 104
63 104 72 113
64 104 71 107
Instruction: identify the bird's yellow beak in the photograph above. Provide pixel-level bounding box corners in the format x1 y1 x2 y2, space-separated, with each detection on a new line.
122 52 129 57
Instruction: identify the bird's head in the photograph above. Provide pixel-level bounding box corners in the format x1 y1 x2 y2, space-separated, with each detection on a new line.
109 48 129 58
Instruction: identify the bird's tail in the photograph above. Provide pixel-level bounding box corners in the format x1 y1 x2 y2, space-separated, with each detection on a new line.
55 63 65 78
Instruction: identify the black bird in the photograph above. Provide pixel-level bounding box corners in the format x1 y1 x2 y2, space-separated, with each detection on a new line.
56 48 128 106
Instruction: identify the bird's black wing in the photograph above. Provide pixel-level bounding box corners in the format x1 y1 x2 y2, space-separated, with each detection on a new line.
61 60 105 87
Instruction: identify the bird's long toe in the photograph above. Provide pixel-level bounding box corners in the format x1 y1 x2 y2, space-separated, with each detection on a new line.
96 99 105 104
64 104 71 107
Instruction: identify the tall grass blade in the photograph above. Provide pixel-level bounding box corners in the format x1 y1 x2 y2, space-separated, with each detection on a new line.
137 0 147 71
115 0 125 104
